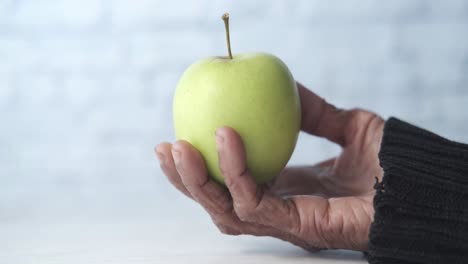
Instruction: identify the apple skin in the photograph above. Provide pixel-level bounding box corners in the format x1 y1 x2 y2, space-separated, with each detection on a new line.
173 52 301 185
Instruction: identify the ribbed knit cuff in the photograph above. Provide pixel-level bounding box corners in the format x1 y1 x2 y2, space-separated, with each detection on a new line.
367 118 468 264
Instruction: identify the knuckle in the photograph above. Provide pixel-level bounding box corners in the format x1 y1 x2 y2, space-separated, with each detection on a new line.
218 148 249 179
210 194 233 215
286 200 302 234
348 108 376 123
234 202 260 223
223 168 250 191
236 207 255 222
234 188 264 222
217 225 240 235
218 162 227 176
212 219 240 235
345 108 378 143
239 167 250 178
233 199 256 222
348 108 370 123
224 176 237 190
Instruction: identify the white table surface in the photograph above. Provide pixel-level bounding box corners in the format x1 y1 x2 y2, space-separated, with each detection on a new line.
1 194 367 264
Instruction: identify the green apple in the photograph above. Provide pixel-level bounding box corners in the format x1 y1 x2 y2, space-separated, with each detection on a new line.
173 13 301 184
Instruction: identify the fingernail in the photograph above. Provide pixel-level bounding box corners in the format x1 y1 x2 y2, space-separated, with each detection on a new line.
172 148 181 165
215 130 224 150
156 151 166 165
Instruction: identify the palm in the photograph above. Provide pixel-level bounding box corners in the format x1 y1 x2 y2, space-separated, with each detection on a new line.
271 101 384 200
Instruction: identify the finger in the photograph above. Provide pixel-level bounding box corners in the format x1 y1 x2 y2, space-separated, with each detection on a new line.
210 210 320 252
169 141 249 236
172 140 233 216
297 82 348 146
240 221 320 252
168 141 290 240
155 142 192 198
215 127 300 233
170 140 320 250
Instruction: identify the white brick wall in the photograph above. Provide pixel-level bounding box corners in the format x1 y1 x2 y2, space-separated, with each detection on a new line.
1 0 468 213
11 0 102 27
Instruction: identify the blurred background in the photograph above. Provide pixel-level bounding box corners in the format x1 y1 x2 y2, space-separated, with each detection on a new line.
1 0 468 262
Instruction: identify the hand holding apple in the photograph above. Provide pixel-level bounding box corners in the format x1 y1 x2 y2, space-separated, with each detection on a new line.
156 82 385 250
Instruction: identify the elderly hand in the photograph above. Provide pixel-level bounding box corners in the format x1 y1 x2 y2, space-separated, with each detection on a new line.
155 83 384 251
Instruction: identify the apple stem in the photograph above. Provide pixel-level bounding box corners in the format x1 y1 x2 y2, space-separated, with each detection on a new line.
222 13 233 59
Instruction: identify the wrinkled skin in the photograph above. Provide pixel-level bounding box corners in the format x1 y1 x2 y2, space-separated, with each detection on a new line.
155 83 384 251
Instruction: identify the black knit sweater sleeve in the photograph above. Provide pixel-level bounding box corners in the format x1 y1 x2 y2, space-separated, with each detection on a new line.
367 117 468 264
